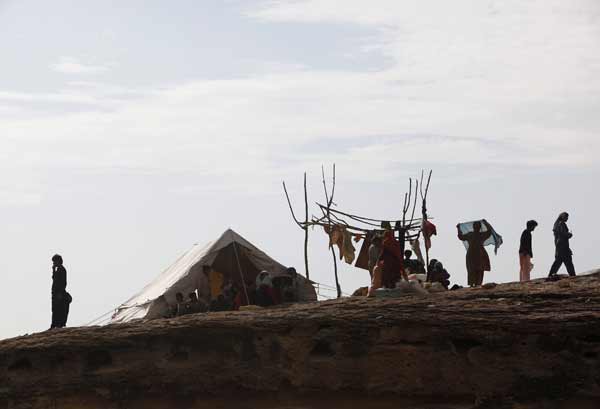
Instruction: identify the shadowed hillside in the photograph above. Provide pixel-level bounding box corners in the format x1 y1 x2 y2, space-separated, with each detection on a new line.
1 272 599 409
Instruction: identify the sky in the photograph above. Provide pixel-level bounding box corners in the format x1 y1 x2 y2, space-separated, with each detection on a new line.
0 0 598 339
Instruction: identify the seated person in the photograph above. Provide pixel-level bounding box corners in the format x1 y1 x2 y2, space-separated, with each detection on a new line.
428 261 451 289
271 276 286 305
255 270 275 307
170 292 186 317
283 267 305 302
210 294 231 312
186 292 207 314
404 250 425 275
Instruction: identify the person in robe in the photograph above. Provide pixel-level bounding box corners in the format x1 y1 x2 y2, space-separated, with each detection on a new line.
457 220 493 287
381 230 406 288
548 212 576 278
519 220 538 281
50 254 71 329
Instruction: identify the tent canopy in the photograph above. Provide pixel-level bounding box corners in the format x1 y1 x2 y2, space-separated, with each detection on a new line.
110 229 315 323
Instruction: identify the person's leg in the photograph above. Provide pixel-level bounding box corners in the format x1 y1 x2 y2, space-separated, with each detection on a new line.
51 297 59 328
61 299 70 327
467 264 475 287
548 256 563 277
564 254 576 277
519 254 527 282
476 270 484 286
522 255 533 281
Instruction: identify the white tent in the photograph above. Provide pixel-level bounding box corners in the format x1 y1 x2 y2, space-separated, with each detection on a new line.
110 229 316 323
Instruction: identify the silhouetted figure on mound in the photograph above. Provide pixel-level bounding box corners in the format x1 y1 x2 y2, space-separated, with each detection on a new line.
519 220 538 282
457 220 493 287
549 212 576 278
50 254 72 329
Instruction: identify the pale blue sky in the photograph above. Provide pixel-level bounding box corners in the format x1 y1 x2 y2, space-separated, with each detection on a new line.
1 0 598 339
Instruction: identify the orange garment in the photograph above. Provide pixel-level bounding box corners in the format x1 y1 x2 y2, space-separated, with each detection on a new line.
381 230 404 288
209 270 224 299
519 254 533 282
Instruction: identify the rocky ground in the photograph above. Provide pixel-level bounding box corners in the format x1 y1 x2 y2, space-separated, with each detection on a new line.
1 272 599 409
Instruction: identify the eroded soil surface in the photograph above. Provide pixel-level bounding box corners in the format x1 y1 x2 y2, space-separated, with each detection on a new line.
1 272 599 409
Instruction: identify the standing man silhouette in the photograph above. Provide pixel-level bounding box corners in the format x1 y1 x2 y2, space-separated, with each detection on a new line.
519 220 538 281
50 254 71 329
548 212 576 278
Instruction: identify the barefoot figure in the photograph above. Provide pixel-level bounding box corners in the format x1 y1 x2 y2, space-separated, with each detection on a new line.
457 220 493 287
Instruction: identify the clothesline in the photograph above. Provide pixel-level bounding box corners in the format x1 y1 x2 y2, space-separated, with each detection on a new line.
315 203 427 227
308 218 422 238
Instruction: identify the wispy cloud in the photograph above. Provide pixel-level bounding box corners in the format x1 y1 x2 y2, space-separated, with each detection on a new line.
50 56 115 75
1 0 598 204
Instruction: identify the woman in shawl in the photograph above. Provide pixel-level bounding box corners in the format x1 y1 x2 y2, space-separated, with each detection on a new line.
457 220 493 287
381 230 407 288
548 212 576 277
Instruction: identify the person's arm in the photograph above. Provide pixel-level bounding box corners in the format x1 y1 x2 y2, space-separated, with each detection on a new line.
557 222 573 239
482 219 493 240
520 231 532 256
456 224 466 241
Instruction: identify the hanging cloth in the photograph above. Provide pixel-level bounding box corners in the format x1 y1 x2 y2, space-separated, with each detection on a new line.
422 220 437 250
325 225 356 265
410 238 425 265
354 231 373 271
458 220 503 255
341 228 356 264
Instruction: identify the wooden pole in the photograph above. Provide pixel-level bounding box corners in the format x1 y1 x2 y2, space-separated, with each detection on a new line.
303 172 310 280
322 164 341 298
331 247 341 298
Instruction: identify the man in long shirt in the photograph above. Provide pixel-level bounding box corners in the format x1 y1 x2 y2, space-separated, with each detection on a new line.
549 212 576 277
519 220 538 281
51 254 71 329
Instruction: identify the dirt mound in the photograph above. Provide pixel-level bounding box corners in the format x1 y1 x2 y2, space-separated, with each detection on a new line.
1 273 599 409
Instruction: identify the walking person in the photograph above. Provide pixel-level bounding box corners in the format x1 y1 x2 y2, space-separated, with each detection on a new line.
457 220 493 287
548 212 576 278
50 254 72 329
519 220 538 281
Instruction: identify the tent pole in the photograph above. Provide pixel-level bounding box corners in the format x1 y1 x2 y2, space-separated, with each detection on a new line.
232 239 250 306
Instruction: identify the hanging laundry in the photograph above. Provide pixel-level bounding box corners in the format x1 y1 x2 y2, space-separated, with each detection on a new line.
325 225 343 252
341 228 356 264
324 225 356 265
410 238 425 265
422 220 437 250
354 231 375 271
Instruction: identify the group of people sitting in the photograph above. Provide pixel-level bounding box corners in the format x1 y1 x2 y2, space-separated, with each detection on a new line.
166 265 305 317
366 231 452 297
